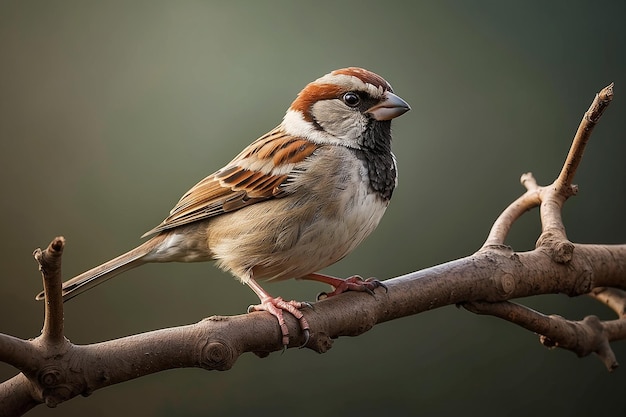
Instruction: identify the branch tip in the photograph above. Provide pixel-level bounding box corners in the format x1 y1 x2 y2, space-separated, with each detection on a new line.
50 237 65 253
555 82 614 190
586 85 613 123
598 82 614 101
520 172 538 191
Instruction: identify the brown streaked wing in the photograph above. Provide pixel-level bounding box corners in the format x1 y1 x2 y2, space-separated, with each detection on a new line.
141 127 319 237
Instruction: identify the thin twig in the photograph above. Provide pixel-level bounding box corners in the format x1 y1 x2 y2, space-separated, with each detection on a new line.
555 83 614 191
463 300 620 371
34 237 66 345
534 85 614 259
589 287 626 317
482 182 541 248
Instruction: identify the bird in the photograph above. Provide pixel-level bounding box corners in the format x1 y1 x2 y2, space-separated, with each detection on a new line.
35 67 410 347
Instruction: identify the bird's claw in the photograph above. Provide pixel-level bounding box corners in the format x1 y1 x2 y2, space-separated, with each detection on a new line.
299 328 310 349
247 296 311 349
316 275 387 300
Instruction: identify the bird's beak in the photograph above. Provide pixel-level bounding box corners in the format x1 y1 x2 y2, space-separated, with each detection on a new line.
367 92 411 121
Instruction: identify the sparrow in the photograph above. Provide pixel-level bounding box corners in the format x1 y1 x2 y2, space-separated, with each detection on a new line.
36 67 410 347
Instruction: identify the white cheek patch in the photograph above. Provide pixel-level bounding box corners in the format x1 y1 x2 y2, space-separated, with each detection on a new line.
312 100 367 143
282 107 367 149
282 110 344 146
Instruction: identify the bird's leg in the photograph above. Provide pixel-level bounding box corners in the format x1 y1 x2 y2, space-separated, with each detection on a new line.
246 277 311 348
298 272 387 300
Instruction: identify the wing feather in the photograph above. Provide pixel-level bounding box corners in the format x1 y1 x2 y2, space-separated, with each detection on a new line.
141 127 319 237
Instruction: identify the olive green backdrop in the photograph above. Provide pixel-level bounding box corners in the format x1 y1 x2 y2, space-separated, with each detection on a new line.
1 1 625 416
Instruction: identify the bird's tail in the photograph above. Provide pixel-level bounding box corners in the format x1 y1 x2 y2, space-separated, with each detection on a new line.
35 237 161 302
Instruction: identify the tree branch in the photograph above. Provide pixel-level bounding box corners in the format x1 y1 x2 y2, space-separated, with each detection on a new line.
34 237 66 345
589 287 626 317
482 175 541 248
556 83 614 190
0 83 623 415
462 300 623 371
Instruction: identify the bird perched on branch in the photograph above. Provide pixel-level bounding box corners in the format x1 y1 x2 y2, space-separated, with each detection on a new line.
36 67 410 347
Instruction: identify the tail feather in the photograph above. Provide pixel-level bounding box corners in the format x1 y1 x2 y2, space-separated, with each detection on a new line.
35 238 160 301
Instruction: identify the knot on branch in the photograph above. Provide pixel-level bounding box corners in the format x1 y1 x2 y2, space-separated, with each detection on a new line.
38 366 62 388
307 331 334 353
37 365 74 408
198 339 235 371
493 272 516 298
536 231 575 264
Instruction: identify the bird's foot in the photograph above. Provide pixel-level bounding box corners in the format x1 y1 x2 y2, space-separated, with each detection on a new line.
247 296 312 348
300 273 388 300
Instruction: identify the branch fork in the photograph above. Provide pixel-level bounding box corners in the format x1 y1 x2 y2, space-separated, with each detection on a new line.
469 83 624 370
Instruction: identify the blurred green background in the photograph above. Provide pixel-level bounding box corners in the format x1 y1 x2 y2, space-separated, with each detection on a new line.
1 1 625 416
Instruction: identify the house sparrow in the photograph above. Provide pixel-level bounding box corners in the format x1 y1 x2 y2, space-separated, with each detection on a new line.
36 67 410 347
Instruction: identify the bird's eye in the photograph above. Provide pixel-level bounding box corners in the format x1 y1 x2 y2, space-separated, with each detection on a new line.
342 92 360 107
